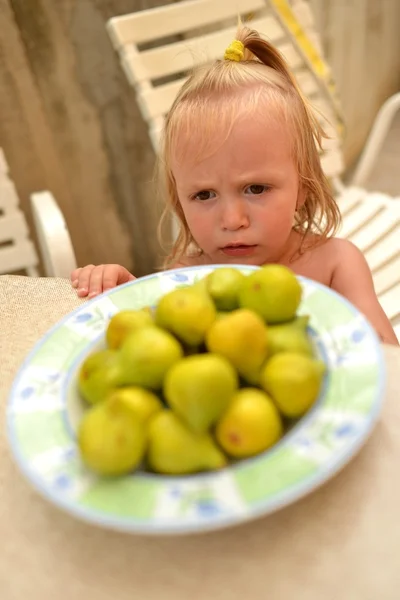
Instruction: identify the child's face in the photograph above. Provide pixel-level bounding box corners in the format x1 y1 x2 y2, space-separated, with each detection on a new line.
172 109 304 265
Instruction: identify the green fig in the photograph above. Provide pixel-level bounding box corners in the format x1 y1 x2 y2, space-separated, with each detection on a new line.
260 352 326 418
106 308 153 349
206 267 245 311
78 349 123 405
216 388 283 458
106 387 163 423
164 354 238 433
147 411 227 475
191 276 210 296
78 397 146 476
239 264 302 323
267 315 314 357
206 308 268 384
155 286 216 346
120 326 183 390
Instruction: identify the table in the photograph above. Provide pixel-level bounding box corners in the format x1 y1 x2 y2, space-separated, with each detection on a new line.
1 274 400 600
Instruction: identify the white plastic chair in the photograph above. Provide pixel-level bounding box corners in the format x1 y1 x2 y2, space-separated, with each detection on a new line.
106 0 400 335
30 191 78 278
0 148 77 278
338 189 400 340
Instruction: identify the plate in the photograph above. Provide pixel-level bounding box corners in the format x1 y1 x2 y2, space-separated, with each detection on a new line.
7 265 385 535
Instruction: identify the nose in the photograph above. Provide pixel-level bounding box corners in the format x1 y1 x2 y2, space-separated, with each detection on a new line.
220 197 250 231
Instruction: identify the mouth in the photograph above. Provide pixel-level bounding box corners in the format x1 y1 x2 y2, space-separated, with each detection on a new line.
221 244 257 257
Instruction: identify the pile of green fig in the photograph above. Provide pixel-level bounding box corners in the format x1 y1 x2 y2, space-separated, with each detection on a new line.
77 265 326 477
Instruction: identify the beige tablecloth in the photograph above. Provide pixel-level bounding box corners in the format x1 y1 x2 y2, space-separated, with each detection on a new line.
1 274 400 600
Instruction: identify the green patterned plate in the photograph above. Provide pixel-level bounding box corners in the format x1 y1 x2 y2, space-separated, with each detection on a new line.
7 265 385 534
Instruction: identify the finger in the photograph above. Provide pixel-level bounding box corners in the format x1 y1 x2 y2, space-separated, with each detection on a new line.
70 267 82 287
76 265 96 297
87 265 107 298
102 264 126 292
117 268 135 285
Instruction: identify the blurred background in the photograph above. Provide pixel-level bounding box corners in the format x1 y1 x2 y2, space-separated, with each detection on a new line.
0 0 399 277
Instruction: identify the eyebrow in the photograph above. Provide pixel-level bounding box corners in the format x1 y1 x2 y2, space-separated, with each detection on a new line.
182 171 282 189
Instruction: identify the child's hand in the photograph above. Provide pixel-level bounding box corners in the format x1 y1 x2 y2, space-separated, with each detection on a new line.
71 264 135 298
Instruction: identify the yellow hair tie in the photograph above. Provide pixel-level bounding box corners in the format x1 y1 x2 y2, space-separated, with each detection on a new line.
224 40 244 62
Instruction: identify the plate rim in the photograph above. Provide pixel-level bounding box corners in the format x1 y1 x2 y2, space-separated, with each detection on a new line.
6 265 386 535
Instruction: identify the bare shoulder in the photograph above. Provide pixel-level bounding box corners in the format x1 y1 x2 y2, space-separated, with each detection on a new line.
290 235 363 287
329 237 363 255
327 238 398 344
316 236 363 261
313 237 368 283
327 237 371 279
315 236 373 292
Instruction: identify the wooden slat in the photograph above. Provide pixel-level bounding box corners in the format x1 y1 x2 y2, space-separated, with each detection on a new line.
0 212 29 242
136 78 185 122
349 205 400 252
336 187 366 216
291 0 315 30
121 19 304 90
127 15 285 83
308 100 339 139
292 1 323 55
110 0 345 181
295 69 319 97
0 240 38 275
339 200 384 239
149 125 163 152
319 134 341 151
272 42 303 70
131 42 305 121
320 148 343 178
0 180 20 210
365 228 400 272
107 0 266 47
124 46 321 106
373 254 400 296
0 144 39 274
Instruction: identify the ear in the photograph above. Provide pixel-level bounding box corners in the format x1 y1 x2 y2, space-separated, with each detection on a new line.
296 184 306 211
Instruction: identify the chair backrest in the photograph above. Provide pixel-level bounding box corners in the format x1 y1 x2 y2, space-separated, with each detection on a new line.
0 149 78 278
107 0 344 180
0 148 39 276
339 187 400 332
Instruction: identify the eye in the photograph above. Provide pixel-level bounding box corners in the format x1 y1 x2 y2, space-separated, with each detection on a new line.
192 190 216 201
245 184 269 195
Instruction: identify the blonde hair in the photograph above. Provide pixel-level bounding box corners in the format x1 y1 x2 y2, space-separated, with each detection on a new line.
157 25 341 266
